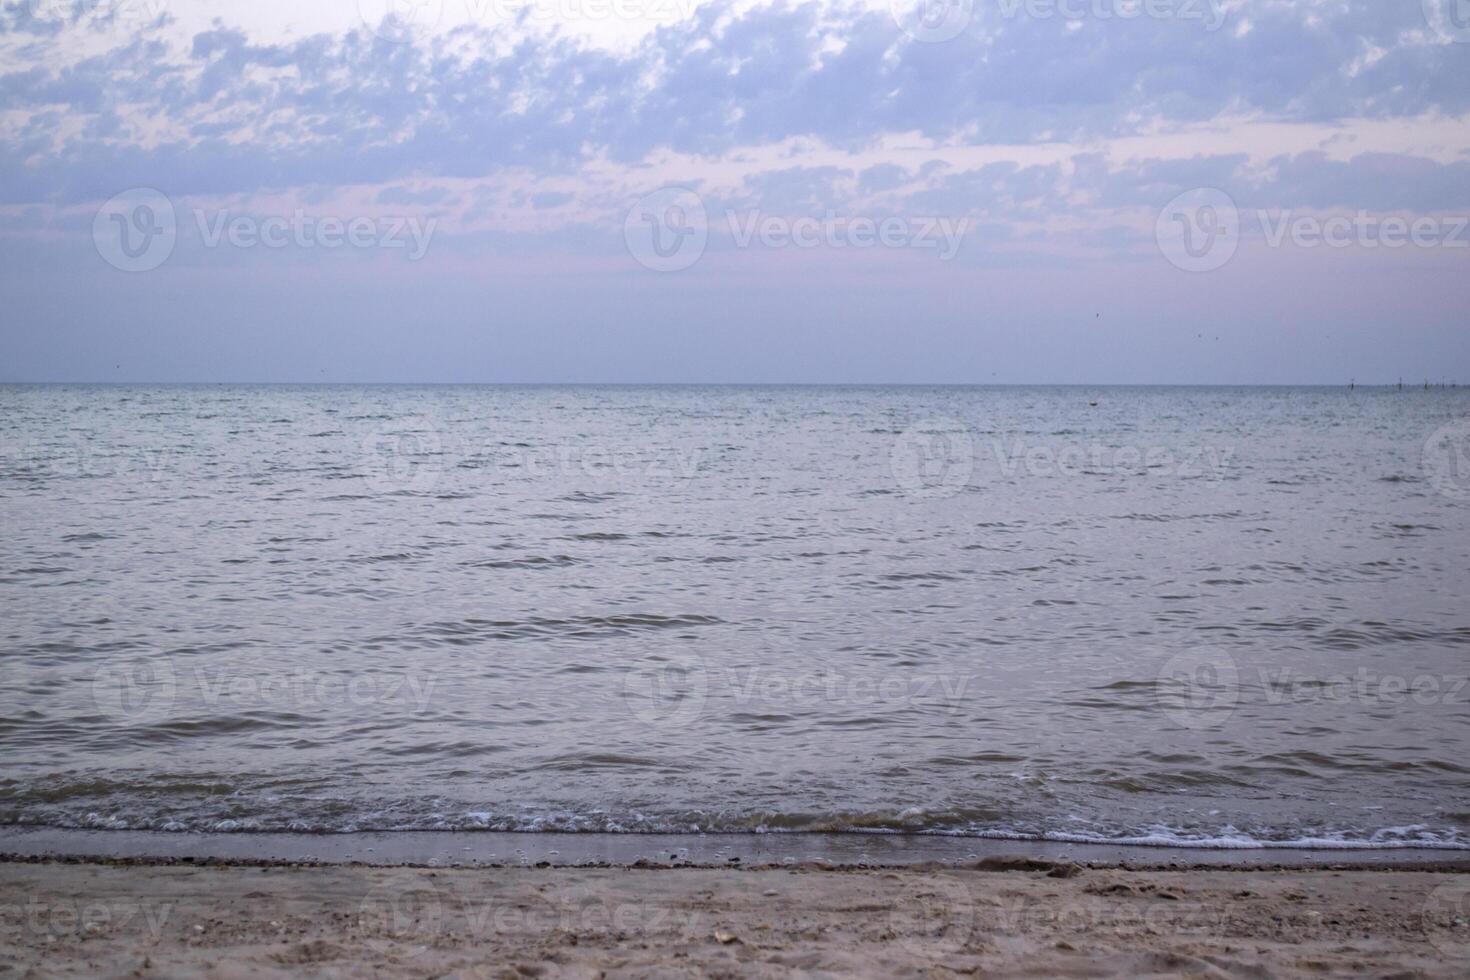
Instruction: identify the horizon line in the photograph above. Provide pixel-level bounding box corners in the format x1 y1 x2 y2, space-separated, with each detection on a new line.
0 381 1463 389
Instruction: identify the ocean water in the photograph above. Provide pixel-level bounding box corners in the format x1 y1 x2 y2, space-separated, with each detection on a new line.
2 384 1469 849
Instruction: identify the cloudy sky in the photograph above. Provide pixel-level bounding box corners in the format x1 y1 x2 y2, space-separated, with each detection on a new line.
2 0 1468 382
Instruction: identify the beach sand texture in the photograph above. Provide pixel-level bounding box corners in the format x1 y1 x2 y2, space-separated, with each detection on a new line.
3 860 1467 978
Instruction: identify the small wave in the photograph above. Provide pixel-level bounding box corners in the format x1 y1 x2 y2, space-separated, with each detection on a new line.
462 555 582 570
558 492 622 504
2 815 1465 851
386 613 723 646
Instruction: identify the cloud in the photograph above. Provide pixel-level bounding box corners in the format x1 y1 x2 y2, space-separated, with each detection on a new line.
0 0 1466 211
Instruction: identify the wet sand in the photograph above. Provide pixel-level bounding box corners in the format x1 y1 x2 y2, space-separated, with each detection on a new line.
5 826 1469 870
3 857 1468 978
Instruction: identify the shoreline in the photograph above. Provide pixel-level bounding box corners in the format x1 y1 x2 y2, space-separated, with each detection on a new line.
4 826 1469 871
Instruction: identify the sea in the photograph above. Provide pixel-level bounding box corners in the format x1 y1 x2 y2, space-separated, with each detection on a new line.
2 384 1468 850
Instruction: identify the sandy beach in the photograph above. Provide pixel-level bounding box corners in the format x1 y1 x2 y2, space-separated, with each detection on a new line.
3 857 1467 978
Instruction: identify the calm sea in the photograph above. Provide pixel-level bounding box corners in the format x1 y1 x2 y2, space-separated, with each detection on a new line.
2 385 1469 848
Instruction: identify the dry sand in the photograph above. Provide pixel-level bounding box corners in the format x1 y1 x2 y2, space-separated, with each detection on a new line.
2 858 1468 978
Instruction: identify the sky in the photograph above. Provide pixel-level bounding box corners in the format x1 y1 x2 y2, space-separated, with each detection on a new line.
1 0 1468 383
